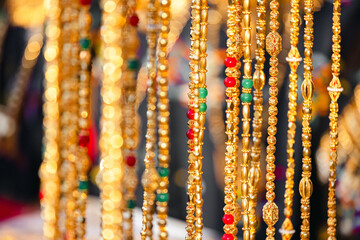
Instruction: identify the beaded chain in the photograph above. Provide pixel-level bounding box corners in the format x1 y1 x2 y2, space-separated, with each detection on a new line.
155 0 171 239
75 0 92 238
40 0 62 238
326 0 342 239
239 0 253 239
122 0 140 239
248 0 266 238
222 0 242 240
262 0 282 239
141 0 160 238
185 0 201 238
185 0 208 238
299 0 315 239
279 0 301 239
59 0 80 238
99 0 127 239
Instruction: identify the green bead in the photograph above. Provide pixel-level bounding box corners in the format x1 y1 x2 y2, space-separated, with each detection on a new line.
199 88 208 99
242 78 253 89
79 38 91 50
127 199 136 209
78 180 88 191
156 193 169 202
199 103 207 112
241 93 252 103
158 167 169 177
127 59 138 70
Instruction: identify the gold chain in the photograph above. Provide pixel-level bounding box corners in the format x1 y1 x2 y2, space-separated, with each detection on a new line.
327 0 342 239
222 0 242 239
262 0 282 239
141 0 160 238
249 0 266 238
99 0 127 239
299 0 315 239
239 0 252 239
75 0 92 238
155 0 171 239
59 1 80 238
40 0 61 238
280 0 301 239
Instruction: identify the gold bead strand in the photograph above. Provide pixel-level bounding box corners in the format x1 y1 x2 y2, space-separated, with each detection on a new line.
248 0 266 238
239 0 253 239
279 0 301 239
222 0 242 239
59 0 80 238
40 0 62 238
185 0 201 238
141 0 160 238
99 0 127 239
262 0 282 239
299 0 315 239
121 0 140 239
327 0 342 239
155 0 171 239
75 0 92 239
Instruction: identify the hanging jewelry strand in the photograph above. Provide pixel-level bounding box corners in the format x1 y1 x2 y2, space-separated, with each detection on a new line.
222 0 242 239
279 0 301 239
299 0 315 239
248 0 266 238
239 0 253 238
155 0 171 239
141 0 160 238
327 0 342 239
262 0 282 239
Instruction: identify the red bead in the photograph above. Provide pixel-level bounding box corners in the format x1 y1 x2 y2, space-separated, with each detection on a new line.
222 214 234 224
129 14 139 27
39 191 44 200
186 129 194 139
187 109 195 119
126 156 136 167
79 134 90 147
222 233 234 240
224 57 237 68
224 77 236 87
80 0 92 5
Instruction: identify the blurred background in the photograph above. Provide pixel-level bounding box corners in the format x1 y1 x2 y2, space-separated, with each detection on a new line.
0 0 360 239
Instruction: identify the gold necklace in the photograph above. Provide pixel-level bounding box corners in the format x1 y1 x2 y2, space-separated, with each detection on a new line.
239 0 253 238
280 0 301 239
326 0 342 239
155 0 171 239
141 0 160 238
263 0 282 239
248 0 266 238
222 0 242 239
39 0 62 238
99 0 127 238
299 0 315 239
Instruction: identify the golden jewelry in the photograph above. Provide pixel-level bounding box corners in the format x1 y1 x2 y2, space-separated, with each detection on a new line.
239 0 253 239
299 0 315 239
248 0 266 238
327 0 342 239
39 0 62 238
59 1 80 238
262 0 282 239
222 0 242 239
141 0 160 238
75 0 92 238
122 1 140 239
155 0 171 239
280 0 301 239
99 0 127 239
185 0 209 238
